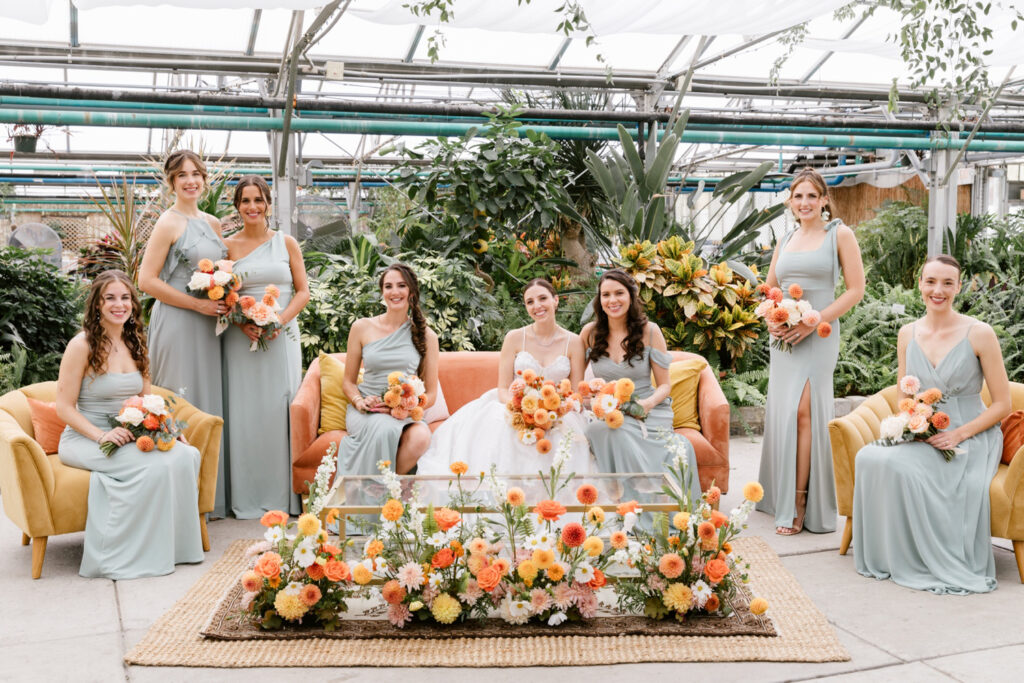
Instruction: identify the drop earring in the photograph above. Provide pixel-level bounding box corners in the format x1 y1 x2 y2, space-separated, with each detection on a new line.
822 208 831 221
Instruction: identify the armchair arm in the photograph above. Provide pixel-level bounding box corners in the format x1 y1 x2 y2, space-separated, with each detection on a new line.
290 362 322 472
697 368 730 458
828 388 898 518
0 419 57 537
999 443 1024 507
154 387 223 516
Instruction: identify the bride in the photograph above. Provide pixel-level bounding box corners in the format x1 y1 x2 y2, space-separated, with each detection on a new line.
418 278 594 475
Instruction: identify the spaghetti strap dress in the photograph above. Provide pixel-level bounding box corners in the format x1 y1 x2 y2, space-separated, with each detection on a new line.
222 231 301 518
586 345 700 503
57 372 204 579
757 219 842 533
338 321 422 475
147 210 228 515
853 323 1001 594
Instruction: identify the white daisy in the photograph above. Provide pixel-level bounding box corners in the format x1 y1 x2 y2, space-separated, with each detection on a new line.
263 526 283 544
574 563 595 583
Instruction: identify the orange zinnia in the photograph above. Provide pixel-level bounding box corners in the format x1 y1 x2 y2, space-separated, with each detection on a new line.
705 485 721 505
658 553 685 579
506 487 526 506
306 562 325 581
610 531 628 549
493 558 510 576
534 499 567 522
710 510 729 529
561 523 586 547
381 579 406 604
705 594 720 612
576 484 598 505
381 499 404 521
931 411 951 430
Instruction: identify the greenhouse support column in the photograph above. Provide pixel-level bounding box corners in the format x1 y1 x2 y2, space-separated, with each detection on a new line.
269 126 298 238
348 181 361 233
927 147 957 257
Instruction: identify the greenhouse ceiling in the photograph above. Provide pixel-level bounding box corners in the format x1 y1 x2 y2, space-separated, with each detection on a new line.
1 0 1023 200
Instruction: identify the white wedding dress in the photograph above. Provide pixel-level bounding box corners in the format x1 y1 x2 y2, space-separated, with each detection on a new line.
418 340 595 476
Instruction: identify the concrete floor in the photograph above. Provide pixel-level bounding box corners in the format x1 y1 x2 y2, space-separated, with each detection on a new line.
3 436 1023 683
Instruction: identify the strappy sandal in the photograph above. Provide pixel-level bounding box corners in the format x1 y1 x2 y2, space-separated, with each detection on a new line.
776 490 807 536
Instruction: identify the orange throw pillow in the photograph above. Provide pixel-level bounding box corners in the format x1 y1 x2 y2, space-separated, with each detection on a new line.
27 397 67 455
1001 410 1024 466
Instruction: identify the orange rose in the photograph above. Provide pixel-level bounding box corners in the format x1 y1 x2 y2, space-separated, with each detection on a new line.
705 594 720 612
324 559 350 582
431 548 454 569
265 284 281 299
135 435 155 452
534 499 567 522
476 564 502 592
931 411 951 430
306 562 325 581
588 568 607 589
142 415 160 431
543 394 560 411
260 510 288 527
704 558 730 584
617 500 640 515
575 484 598 505
898 398 917 413
434 507 461 531
254 551 282 579
262 293 276 306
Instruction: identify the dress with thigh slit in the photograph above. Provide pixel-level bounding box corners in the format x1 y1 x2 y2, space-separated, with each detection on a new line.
757 219 843 533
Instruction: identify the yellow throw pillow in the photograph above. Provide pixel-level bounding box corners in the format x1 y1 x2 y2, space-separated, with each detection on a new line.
668 358 706 430
319 352 352 434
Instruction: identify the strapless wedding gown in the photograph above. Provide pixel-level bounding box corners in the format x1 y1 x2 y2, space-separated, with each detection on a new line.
418 350 594 476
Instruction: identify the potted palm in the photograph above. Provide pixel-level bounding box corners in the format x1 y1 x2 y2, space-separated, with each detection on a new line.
7 124 47 154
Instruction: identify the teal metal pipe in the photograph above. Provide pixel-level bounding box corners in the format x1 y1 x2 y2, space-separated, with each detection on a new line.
0 95 266 116
7 108 1024 152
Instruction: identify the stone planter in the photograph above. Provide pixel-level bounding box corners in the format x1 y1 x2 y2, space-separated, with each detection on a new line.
12 135 38 154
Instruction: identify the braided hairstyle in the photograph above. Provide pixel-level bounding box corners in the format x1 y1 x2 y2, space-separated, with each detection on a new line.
588 268 648 367
82 270 150 378
379 263 428 375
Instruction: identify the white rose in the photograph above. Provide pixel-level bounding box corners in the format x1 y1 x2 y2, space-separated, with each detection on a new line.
785 307 802 326
780 298 799 312
622 511 638 533
879 414 909 441
212 270 233 287
141 394 168 416
795 299 812 314
409 377 426 397
186 271 212 291
117 407 145 426
755 300 774 318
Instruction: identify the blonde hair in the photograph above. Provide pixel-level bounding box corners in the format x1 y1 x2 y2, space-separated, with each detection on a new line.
163 150 208 191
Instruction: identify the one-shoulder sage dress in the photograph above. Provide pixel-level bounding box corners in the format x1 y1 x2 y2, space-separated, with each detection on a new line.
58 372 204 579
757 219 843 533
586 345 700 503
338 321 422 475
147 210 228 516
223 231 301 518
853 323 1002 594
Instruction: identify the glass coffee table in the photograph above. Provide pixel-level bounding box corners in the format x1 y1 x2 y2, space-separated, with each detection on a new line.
318 472 681 546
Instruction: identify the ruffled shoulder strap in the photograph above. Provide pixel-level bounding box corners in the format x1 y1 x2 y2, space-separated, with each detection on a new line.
649 346 673 369
825 218 843 285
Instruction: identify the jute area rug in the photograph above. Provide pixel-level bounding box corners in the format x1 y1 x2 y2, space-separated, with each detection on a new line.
125 536 849 667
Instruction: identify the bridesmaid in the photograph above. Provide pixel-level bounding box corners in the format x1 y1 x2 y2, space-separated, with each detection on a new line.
139 150 229 516
581 269 700 503
757 167 865 535
56 270 204 579
854 255 1010 593
339 263 439 475
223 176 309 518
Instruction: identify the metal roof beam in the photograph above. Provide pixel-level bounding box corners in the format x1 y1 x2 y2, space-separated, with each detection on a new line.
245 10 262 57
69 2 79 48
657 35 692 78
548 37 572 71
404 25 425 63
800 14 868 83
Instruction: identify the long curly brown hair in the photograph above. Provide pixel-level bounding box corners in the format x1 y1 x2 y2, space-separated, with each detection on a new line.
589 268 648 366
379 263 428 375
83 270 149 378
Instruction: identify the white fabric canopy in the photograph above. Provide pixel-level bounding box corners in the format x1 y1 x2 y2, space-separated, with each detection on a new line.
349 0 851 36
0 0 324 24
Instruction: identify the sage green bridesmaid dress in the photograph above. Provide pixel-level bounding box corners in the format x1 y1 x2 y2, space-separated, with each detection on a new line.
338 321 421 475
853 323 1001 594
147 210 228 515
222 232 301 518
586 345 701 504
757 219 842 533
58 372 204 579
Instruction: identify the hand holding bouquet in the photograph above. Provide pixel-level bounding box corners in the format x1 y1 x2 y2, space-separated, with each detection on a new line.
383 371 427 421
186 258 240 335
874 375 957 461
585 377 645 430
102 393 186 457
234 284 284 351
755 283 831 352
505 368 578 454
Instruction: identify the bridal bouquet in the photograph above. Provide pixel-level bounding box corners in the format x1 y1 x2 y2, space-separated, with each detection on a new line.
383 371 427 421
101 393 186 457
611 432 769 622
755 283 831 352
506 368 579 454
585 377 645 430
234 284 283 352
873 375 957 461
185 258 240 335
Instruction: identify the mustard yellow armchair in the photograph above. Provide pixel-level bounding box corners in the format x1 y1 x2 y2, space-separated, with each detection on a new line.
829 382 1024 583
0 382 223 578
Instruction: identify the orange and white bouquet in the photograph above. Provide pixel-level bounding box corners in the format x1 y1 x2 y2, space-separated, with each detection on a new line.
873 374 957 461
755 282 831 352
611 433 769 622
101 393 186 457
234 284 283 352
383 371 427 421
241 444 356 631
185 258 240 335
583 377 645 431
506 368 579 454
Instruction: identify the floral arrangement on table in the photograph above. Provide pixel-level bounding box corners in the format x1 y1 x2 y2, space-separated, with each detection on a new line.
233 284 284 351
581 377 646 430
610 431 769 621
382 371 427 421
101 393 186 457
873 374 956 461
505 368 580 453
487 433 613 625
186 258 240 335
755 282 831 352
239 442 358 630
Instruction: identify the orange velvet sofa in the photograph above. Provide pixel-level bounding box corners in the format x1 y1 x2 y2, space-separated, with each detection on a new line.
290 350 730 494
